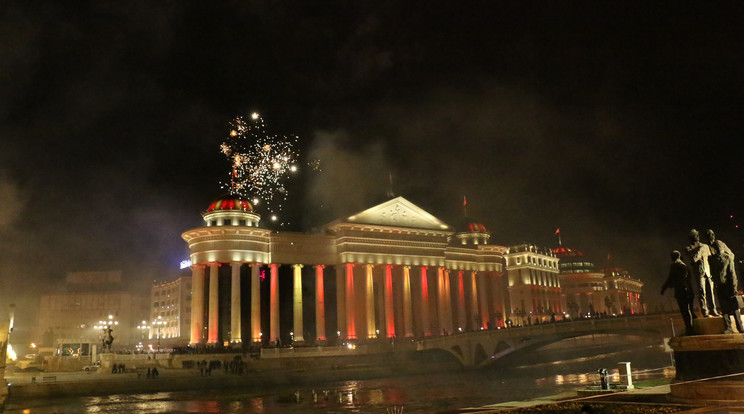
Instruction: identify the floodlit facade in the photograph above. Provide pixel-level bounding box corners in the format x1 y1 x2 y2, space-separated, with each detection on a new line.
555 247 645 317
182 195 507 346
504 244 563 324
601 266 644 315
147 276 192 348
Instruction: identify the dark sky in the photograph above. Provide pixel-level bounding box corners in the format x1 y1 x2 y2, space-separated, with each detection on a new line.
2 1 744 331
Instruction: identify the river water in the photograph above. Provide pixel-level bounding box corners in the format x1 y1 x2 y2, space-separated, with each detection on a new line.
3 341 674 414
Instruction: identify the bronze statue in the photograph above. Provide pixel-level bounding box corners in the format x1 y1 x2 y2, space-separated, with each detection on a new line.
662 250 696 335
685 229 719 317
705 229 744 334
102 327 114 352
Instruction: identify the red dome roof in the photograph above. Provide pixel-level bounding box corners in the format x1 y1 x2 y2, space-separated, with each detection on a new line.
206 196 253 213
554 247 584 257
467 222 487 232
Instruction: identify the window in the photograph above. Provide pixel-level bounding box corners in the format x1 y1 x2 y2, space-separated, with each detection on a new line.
224 219 232 225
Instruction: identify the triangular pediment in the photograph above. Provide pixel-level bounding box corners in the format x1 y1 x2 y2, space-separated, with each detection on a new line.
343 197 450 230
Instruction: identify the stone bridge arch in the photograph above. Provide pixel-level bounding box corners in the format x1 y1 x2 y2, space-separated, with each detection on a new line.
417 314 679 368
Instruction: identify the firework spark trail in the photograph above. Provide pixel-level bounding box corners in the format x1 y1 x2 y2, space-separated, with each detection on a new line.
220 112 299 223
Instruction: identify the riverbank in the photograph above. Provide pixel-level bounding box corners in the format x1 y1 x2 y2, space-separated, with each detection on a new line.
2 344 681 414
458 379 727 414
5 345 463 402
6 363 401 400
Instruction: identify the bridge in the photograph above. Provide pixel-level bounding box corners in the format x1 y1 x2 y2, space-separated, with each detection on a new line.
416 313 681 368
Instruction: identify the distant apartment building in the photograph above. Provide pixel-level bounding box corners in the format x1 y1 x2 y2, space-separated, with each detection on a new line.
36 271 148 349
148 275 191 348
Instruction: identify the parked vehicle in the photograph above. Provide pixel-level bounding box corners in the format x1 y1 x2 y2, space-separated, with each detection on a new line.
83 362 101 371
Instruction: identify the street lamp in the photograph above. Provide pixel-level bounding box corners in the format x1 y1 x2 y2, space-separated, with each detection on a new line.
136 320 150 352
152 316 166 353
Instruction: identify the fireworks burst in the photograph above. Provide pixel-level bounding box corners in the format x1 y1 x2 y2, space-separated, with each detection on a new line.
220 112 299 222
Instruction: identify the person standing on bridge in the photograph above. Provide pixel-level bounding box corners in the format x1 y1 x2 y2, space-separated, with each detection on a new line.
661 250 696 335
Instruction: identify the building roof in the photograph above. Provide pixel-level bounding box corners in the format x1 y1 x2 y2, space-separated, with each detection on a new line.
554 246 584 257
205 195 253 213
457 219 488 234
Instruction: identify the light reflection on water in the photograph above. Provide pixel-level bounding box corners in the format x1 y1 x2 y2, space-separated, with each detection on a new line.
4 345 673 414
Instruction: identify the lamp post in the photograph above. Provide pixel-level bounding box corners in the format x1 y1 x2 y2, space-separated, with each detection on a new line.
136 320 150 352
152 316 165 353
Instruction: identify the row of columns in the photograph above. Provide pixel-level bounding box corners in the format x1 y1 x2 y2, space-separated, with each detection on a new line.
336 264 499 340
190 262 501 346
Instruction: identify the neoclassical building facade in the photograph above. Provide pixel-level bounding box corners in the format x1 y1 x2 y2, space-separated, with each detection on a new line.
504 244 563 324
555 247 644 317
182 196 507 346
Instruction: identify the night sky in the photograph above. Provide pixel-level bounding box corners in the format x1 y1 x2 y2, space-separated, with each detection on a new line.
2 2 744 335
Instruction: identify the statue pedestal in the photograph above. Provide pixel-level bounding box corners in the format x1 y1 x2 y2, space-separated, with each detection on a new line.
99 353 115 371
693 316 726 335
668 334 744 406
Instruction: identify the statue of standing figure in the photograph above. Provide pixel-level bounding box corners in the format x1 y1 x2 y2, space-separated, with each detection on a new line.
661 250 696 335
685 229 719 317
705 229 744 334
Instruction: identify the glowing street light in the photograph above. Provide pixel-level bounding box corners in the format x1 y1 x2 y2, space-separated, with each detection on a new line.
136 320 150 351
152 316 166 353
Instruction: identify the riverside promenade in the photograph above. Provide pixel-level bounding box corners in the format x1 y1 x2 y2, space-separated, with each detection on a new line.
4 348 408 401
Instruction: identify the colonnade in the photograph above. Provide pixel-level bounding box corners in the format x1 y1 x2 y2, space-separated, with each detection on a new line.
189 261 503 346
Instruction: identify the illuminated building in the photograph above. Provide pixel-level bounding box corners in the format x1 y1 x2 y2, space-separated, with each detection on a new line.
601 266 644 315
148 276 192 347
504 244 562 324
36 271 148 349
182 195 506 346
555 247 644 317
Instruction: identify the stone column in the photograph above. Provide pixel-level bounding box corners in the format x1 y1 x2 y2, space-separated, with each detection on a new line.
230 262 242 344
457 270 466 331
250 263 261 343
270 264 279 344
190 264 205 345
470 271 479 330
336 265 346 340
444 268 453 334
315 265 326 342
420 266 431 337
208 263 220 344
365 264 376 339
384 265 395 338
292 264 304 343
478 272 489 329
436 267 446 336
345 263 357 339
402 266 414 338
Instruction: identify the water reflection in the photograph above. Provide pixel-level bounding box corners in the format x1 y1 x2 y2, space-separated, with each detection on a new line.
5 345 673 414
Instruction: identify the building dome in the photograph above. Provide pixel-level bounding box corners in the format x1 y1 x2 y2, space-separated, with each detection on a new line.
463 221 487 233
206 196 253 213
554 246 584 257
451 218 490 246
554 246 595 274
202 195 260 227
